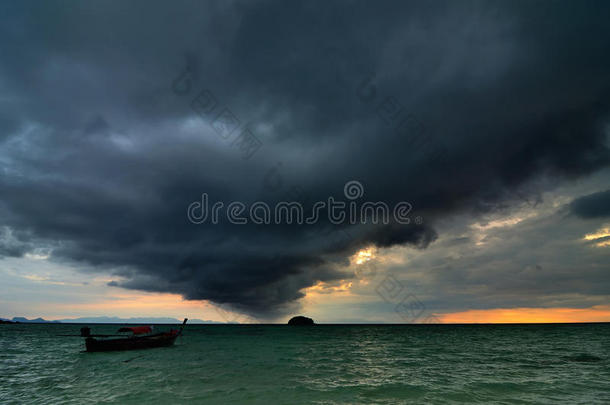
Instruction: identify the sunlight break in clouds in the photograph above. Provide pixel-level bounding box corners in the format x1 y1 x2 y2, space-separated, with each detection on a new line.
583 225 610 247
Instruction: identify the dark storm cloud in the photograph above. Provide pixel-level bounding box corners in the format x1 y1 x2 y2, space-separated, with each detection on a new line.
387 204 610 313
0 0 609 316
570 189 610 218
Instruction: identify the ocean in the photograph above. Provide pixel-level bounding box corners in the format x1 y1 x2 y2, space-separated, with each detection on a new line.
1 323 609 404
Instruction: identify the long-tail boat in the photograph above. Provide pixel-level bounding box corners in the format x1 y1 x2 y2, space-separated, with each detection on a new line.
80 318 187 352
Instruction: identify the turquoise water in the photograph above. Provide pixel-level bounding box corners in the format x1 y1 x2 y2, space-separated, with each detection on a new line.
1 323 609 404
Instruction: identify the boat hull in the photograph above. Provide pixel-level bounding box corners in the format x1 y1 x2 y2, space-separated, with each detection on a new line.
85 333 178 352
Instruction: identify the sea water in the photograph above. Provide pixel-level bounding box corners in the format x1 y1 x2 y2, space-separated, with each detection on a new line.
1 323 609 404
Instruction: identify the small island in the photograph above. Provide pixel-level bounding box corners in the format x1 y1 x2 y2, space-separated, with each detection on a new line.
287 316 314 325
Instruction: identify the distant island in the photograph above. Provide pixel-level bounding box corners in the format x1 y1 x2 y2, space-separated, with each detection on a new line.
8 317 60 324
288 316 314 325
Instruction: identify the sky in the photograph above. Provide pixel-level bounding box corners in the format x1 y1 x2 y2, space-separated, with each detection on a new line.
0 0 609 323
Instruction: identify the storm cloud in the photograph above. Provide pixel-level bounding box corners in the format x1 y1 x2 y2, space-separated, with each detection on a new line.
570 189 610 218
0 0 609 317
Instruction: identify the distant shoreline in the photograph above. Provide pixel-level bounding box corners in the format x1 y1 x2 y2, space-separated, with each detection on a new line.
2 320 609 326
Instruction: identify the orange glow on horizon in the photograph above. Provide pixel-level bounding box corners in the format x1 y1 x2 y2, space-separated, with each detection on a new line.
438 305 610 323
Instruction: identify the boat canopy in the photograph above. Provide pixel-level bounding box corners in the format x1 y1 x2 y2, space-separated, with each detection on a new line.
117 326 153 335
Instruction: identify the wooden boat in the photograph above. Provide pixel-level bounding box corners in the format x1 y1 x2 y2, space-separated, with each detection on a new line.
82 318 187 352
